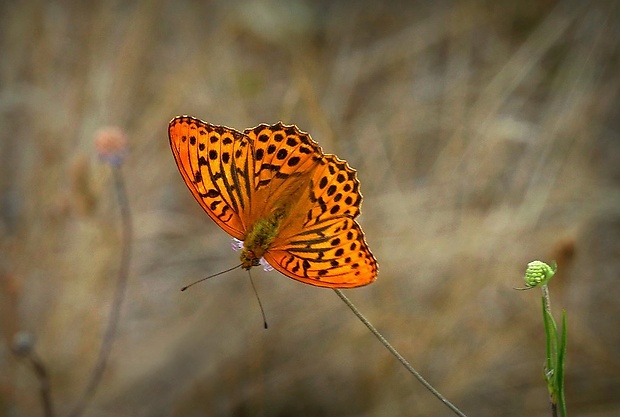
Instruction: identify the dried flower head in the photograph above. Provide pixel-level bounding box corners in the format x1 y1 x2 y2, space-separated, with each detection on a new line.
12 331 35 357
95 126 128 166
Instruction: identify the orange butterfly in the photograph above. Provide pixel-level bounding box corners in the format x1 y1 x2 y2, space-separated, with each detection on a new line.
168 116 377 288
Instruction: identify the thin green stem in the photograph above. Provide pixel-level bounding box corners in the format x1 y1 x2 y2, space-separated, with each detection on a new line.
557 312 567 417
333 289 467 417
541 283 568 417
541 285 552 319
541 285 556 379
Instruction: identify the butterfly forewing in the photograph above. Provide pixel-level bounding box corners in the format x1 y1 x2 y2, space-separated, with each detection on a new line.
305 155 361 227
244 123 323 208
168 116 253 240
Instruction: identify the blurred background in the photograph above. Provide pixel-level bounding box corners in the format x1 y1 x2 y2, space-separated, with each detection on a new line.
1 1 619 416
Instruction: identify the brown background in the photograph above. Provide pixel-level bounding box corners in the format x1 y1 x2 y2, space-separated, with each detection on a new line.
1 1 619 416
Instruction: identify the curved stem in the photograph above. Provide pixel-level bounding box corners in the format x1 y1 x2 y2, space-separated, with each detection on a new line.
29 352 54 417
69 167 132 417
333 289 467 417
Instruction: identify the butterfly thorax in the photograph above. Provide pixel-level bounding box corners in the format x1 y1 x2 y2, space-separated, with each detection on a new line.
240 206 287 270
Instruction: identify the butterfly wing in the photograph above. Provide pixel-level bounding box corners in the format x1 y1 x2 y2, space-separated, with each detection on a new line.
168 116 254 240
170 117 377 288
242 122 325 219
247 125 378 288
264 216 378 288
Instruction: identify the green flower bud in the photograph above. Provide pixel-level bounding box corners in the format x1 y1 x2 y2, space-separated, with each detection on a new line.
523 260 556 288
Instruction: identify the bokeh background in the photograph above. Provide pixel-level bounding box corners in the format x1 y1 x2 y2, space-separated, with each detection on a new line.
1 1 619 416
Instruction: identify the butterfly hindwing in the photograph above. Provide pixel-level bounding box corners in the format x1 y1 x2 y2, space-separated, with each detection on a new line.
264 217 377 288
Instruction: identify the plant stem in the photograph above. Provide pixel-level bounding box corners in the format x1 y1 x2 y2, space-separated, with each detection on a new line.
29 352 54 417
69 167 132 417
333 289 467 417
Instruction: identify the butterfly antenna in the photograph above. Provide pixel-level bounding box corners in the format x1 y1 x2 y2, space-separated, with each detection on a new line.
180 264 242 291
248 270 268 329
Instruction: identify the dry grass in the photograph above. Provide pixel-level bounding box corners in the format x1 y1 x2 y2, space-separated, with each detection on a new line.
1 1 619 416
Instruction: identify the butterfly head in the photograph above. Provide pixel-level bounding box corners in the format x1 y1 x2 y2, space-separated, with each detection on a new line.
240 249 262 270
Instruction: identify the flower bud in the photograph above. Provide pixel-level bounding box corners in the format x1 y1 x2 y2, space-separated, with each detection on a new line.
523 260 555 288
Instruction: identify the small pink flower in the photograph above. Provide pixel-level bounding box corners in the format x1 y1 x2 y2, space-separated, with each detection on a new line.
95 127 128 166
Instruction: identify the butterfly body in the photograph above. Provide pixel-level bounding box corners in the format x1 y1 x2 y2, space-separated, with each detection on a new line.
241 206 286 268
169 116 377 288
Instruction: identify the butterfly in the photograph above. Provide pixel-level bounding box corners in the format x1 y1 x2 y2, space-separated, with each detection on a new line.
168 116 377 288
